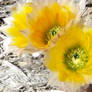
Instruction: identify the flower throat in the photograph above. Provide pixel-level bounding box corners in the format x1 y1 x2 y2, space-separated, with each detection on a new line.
64 45 88 71
45 26 61 44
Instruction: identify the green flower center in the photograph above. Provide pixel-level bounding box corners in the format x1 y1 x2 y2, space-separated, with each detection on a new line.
45 26 61 44
64 45 88 71
49 26 61 36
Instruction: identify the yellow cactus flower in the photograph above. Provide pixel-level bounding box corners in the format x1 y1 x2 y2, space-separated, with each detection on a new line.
45 25 92 85
7 3 32 48
28 2 75 50
7 0 76 53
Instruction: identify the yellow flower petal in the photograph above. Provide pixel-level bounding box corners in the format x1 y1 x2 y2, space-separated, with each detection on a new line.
7 3 32 48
